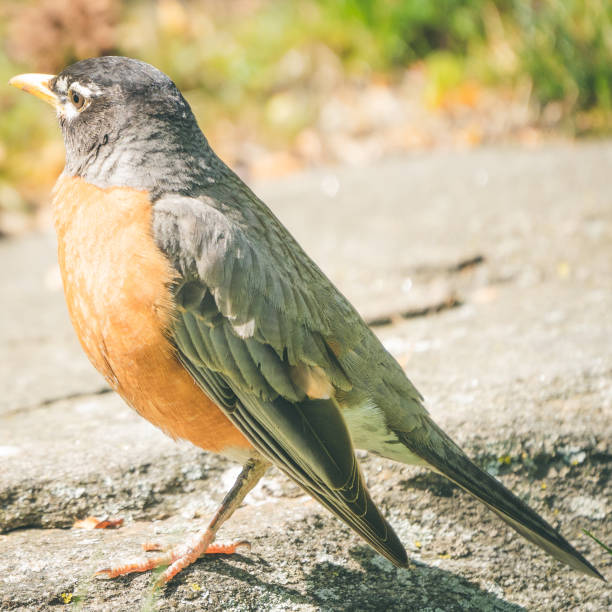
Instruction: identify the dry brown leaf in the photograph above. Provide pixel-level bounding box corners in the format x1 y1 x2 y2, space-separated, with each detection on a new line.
73 516 123 530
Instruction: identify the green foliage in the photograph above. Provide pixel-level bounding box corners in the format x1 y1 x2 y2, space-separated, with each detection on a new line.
2 0 611 218
583 529 612 556
515 0 612 114
315 0 489 64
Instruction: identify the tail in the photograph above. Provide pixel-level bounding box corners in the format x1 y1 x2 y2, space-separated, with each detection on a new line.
397 418 604 580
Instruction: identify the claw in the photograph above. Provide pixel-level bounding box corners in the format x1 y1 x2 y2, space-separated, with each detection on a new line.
95 556 167 579
204 539 251 555
95 538 252 584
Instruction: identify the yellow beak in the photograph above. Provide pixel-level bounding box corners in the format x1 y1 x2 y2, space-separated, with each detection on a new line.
9 73 58 108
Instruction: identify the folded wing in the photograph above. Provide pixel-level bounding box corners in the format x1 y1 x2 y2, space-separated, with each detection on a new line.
153 193 408 567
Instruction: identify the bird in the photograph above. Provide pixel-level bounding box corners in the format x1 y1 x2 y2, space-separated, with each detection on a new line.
10 56 603 587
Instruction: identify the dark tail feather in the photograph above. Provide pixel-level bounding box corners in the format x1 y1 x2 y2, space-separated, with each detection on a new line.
398 419 604 580
299 476 409 568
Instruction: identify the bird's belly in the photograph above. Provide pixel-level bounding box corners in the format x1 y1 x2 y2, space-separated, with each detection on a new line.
52 174 251 457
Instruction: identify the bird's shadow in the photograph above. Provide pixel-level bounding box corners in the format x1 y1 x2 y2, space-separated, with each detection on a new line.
157 548 525 611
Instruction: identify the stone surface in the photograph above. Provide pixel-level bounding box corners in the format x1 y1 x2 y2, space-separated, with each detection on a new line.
0 142 610 611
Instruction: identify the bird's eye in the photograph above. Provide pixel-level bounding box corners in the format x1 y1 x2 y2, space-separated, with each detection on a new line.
69 90 86 110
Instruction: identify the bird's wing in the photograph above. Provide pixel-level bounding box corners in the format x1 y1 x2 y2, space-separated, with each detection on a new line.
152 193 407 567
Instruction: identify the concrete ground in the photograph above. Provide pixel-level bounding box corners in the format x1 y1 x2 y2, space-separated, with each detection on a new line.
0 142 610 611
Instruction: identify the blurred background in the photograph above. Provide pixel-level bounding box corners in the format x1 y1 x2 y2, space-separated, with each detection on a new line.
0 0 611 235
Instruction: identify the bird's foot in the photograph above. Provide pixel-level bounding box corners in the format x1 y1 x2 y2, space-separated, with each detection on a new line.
95 531 250 587
95 459 267 587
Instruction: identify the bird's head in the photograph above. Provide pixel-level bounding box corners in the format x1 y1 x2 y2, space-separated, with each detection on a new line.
10 56 211 193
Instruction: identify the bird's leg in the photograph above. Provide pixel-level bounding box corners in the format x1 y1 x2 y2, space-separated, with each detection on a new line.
95 458 269 586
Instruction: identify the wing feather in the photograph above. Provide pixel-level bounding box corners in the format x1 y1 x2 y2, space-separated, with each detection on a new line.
153 194 407 567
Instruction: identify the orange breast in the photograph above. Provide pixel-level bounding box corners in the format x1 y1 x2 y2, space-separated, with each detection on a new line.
52 174 251 457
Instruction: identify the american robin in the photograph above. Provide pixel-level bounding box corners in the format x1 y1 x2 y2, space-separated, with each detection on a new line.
10 57 603 586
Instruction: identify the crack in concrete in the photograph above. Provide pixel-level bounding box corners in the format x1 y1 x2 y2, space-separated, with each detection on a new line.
3 386 112 417
402 253 486 279
365 253 485 327
366 295 462 327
